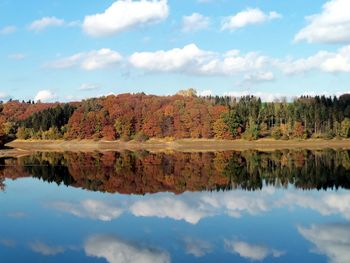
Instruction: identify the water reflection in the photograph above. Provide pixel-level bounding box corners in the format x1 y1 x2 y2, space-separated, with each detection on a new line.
1 149 350 193
85 235 170 263
224 239 284 261
298 223 350 263
0 150 349 262
45 190 350 224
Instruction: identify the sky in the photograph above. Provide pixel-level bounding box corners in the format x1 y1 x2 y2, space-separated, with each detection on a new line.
1 0 350 102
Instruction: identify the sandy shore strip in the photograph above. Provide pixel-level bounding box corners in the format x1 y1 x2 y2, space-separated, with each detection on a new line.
0 138 349 157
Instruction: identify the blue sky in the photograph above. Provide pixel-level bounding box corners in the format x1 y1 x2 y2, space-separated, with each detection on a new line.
1 0 350 102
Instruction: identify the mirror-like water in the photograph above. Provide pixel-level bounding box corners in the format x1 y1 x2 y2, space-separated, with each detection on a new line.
0 150 349 262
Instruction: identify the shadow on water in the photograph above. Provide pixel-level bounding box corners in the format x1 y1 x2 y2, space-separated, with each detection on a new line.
1 149 350 194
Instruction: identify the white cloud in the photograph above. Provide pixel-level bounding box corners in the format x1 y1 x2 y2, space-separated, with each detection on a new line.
85 235 170 263
224 240 284 261
8 53 26 60
29 241 65 256
0 92 9 100
130 196 210 224
46 49 122 70
184 238 212 257
51 199 123 221
278 192 350 221
78 83 101 91
198 90 212 97
181 13 210 32
129 44 212 73
50 191 275 225
298 223 350 263
129 43 350 77
49 189 350 229
128 190 277 224
83 0 169 37
277 45 350 74
0 25 16 35
34 90 57 103
223 91 285 102
129 44 268 76
28 17 65 32
221 8 281 31
295 0 350 44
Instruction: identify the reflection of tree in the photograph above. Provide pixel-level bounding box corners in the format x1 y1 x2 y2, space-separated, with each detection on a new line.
1 150 350 194
0 178 5 191
0 157 32 191
0 157 4 191
223 149 350 190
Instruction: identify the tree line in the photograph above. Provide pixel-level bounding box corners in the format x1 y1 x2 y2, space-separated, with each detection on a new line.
0 91 350 141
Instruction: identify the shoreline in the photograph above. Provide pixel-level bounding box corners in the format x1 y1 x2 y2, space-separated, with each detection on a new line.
0 138 350 157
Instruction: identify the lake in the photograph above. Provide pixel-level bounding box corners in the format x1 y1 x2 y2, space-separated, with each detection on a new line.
0 150 349 262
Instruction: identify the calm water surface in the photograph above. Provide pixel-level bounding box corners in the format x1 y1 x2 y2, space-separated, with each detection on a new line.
0 150 349 263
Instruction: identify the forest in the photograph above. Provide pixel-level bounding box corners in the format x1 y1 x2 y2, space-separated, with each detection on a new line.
0 90 350 142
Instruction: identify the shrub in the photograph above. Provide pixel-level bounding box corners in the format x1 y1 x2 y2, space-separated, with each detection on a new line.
134 132 149 142
271 127 282 140
41 127 62 140
16 127 34 140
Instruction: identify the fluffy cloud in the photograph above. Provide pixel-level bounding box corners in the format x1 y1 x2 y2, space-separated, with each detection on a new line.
184 238 212 257
51 190 274 225
42 43 350 79
29 241 65 256
83 0 169 37
28 17 65 32
278 45 350 74
130 196 210 224
181 13 210 32
295 0 350 44
129 189 277 224
50 189 350 227
224 91 286 102
50 199 123 221
298 223 350 263
278 192 350 221
221 8 281 31
34 90 57 103
129 44 268 76
129 44 212 73
198 90 212 97
224 240 284 261
85 235 170 263
0 25 16 35
129 44 350 77
131 190 350 223
46 49 122 70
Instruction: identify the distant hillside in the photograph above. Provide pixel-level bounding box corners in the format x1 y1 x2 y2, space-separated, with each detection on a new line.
1 91 350 143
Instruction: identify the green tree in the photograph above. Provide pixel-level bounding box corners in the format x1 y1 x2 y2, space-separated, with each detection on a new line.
224 110 242 138
340 118 350 138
